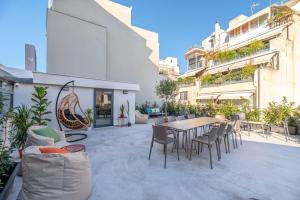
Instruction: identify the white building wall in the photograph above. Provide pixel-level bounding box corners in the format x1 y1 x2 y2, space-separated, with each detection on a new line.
14 84 136 129
47 0 160 105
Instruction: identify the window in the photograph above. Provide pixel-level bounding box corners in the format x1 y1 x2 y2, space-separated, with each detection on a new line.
259 14 268 26
180 92 188 100
250 18 259 30
229 30 235 39
242 23 249 33
188 58 196 70
235 28 241 37
196 56 202 68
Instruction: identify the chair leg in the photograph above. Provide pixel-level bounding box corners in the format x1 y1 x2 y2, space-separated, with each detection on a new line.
227 134 230 153
216 141 220 161
189 141 193 160
198 143 200 154
231 133 236 149
239 132 242 145
148 140 153 160
223 136 228 153
208 145 213 169
164 144 167 168
177 137 180 161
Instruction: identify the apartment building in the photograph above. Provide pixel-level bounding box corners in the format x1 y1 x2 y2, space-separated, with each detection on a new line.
178 0 300 109
46 0 161 104
158 57 180 79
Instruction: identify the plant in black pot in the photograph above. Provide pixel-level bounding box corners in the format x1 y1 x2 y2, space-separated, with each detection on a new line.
126 100 131 127
10 105 33 158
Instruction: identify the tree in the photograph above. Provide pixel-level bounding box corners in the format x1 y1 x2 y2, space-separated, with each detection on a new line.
31 86 52 125
155 80 178 117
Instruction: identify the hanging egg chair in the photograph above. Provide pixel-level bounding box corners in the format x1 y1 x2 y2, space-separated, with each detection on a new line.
55 81 90 141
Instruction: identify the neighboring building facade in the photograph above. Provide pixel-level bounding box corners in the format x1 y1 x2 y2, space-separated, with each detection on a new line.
159 57 180 78
179 0 300 109
46 0 161 104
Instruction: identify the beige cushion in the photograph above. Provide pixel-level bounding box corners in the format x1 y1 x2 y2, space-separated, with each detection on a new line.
21 146 91 200
135 110 148 124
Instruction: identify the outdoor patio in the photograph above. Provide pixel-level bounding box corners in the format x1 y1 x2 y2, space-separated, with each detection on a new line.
8 123 300 200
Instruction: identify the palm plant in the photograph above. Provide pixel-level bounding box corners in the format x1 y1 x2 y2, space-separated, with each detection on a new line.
31 86 52 126
10 105 33 153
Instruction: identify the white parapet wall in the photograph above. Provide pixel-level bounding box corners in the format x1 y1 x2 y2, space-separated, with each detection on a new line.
13 72 139 129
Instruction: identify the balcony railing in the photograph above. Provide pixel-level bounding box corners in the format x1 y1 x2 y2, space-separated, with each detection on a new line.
213 46 270 67
201 76 253 88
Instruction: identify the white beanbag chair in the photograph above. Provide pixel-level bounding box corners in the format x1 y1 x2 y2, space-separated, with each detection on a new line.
21 146 91 200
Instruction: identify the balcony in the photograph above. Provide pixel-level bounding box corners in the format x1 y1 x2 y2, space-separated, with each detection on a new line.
199 81 256 101
201 76 253 88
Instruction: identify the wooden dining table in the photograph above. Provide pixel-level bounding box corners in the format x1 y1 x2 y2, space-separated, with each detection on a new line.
160 117 221 157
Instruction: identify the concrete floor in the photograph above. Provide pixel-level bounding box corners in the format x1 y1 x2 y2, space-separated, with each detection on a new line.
9 124 300 200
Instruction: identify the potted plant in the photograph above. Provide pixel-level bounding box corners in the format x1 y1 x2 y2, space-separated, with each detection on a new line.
120 104 125 118
31 86 52 125
10 105 33 158
85 108 94 131
125 100 131 126
263 97 296 134
0 98 21 199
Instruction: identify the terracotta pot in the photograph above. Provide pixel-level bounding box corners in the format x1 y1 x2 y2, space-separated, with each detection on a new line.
120 113 125 118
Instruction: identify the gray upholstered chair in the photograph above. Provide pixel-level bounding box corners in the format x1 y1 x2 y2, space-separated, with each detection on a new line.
189 127 219 169
176 115 186 121
148 125 179 168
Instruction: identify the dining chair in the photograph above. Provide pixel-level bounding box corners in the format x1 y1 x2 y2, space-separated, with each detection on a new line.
187 114 196 119
224 124 235 152
154 117 165 125
189 127 219 169
216 123 227 160
283 118 290 142
148 125 179 168
176 115 185 121
231 115 242 148
167 116 176 122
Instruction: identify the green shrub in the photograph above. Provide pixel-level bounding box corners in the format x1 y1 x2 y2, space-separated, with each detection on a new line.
242 64 256 79
217 102 240 119
263 97 294 125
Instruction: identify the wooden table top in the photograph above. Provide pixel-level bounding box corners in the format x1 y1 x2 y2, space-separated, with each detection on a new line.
160 117 220 131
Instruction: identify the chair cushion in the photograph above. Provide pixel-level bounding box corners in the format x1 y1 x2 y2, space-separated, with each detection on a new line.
64 109 86 123
32 127 60 143
145 108 152 114
39 147 70 154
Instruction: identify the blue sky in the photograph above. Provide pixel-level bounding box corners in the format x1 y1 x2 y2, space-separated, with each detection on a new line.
0 0 272 73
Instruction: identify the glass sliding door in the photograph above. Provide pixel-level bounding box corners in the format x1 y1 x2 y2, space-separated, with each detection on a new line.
94 89 113 127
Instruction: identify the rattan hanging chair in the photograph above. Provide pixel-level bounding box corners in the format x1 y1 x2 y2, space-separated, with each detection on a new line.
56 81 90 130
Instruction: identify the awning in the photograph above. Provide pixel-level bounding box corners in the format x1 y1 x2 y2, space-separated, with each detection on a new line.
197 94 219 100
198 92 253 100
218 92 253 100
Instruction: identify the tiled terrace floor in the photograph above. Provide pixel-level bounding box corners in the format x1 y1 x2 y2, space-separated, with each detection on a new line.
9 124 300 200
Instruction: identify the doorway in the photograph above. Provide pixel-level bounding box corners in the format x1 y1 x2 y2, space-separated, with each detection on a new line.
94 89 113 127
